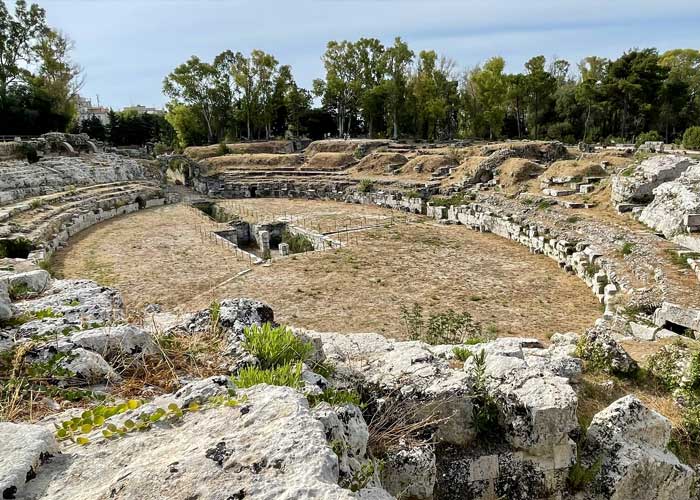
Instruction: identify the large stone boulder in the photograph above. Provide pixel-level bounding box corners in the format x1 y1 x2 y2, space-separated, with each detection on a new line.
0 270 51 296
583 395 695 500
639 164 700 242
24 384 393 500
611 155 696 207
313 331 475 447
0 422 59 500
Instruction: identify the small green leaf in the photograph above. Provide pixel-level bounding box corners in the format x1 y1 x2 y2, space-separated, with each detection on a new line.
187 402 200 412
76 437 90 446
127 400 141 410
80 424 92 434
56 428 68 438
94 416 105 426
107 423 118 432
124 419 135 429
167 403 179 413
102 430 112 438
81 410 92 420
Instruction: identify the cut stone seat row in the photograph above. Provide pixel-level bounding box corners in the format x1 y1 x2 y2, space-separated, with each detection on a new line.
1 181 153 225
22 188 161 243
0 153 146 205
219 169 350 178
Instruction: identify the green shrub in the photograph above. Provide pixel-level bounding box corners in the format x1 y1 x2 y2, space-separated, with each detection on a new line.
242 323 313 369
430 194 467 207
453 346 473 361
8 282 30 301
567 453 602 491
233 362 303 389
0 238 35 259
400 304 491 345
282 231 314 254
620 241 635 257
471 350 500 437
358 179 375 193
307 388 362 407
635 130 662 147
216 142 230 156
683 126 700 150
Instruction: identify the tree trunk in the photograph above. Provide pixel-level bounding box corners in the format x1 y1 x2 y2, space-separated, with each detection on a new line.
392 106 398 140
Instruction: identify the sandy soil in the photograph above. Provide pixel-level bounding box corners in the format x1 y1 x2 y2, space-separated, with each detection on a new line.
54 199 601 341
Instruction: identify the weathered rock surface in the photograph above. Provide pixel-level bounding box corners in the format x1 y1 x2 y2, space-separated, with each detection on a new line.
8 279 124 339
577 324 638 375
0 281 11 320
583 395 695 500
380 444 436 500
0 422 58 500
612 154 696 206
23 384 391 500
639 163 700 242
0 154 146 204
0 270 51 295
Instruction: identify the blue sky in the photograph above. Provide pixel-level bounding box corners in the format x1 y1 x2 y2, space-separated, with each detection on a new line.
27 0 700 109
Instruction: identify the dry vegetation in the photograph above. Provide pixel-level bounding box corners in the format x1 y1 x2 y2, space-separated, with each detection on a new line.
54 199 601 341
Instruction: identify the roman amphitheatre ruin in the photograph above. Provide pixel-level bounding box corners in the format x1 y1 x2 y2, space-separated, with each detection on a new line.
3 133 700 499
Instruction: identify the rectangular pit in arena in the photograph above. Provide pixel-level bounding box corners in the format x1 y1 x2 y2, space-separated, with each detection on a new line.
193 201 341 260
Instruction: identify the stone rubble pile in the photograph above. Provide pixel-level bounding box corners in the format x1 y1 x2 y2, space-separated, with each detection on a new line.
0 275 695 499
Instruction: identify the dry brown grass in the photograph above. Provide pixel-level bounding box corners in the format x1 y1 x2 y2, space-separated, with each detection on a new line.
54 199 601 342
352 153 409 174
184 141 292 160
202 153 303 173
399 154 457 177
303 152 357 171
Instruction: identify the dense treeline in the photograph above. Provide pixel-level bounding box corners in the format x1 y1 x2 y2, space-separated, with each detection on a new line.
74 111 175 147
165 39 700 147
0 1 82 136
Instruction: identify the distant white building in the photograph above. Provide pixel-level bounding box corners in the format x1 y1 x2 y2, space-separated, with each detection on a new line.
122 105 165 116
77 96 110 126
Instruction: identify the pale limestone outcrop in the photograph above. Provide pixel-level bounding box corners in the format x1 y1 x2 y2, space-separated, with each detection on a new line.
23 384 392 500
611 154 696 207
639 164 700 243
583 395 695 500
0 422 59 500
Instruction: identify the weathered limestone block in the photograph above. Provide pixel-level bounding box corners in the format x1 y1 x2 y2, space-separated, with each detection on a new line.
0 270 51 294
584 395 695 500
474 351 578 454
611 155 696 206
313 403 374 489
25 385 393 500
381 444 436 500
279 242 290 256
66 324 157 357
639 164 700 242
314 331 474 447
0 422 59 500
653 302 700 336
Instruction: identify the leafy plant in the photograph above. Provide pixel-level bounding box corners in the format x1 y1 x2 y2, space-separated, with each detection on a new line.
8 282 31 301
357 179 375 193
683 126 700 150
233 362 303 389
470 350 500 437
567 453 602 491
282 230 314 254
620 241 635 257
307 388 362 407
452 346 473 361
216 142 230 156
400 304 489 345
346 460 382 492
429 194 467 207
242 323 313 369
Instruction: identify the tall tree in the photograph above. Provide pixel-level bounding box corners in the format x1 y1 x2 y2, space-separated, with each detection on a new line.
470 57 508 139
524 55 556 139
383 37 413 139
163 56 228 143
0 0 48 103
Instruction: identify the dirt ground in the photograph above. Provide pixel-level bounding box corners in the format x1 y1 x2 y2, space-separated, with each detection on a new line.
54 199 601 341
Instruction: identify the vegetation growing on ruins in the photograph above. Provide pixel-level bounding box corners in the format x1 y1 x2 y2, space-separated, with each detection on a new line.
281 231 314 254
399 303 495 345
241 323 313 370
